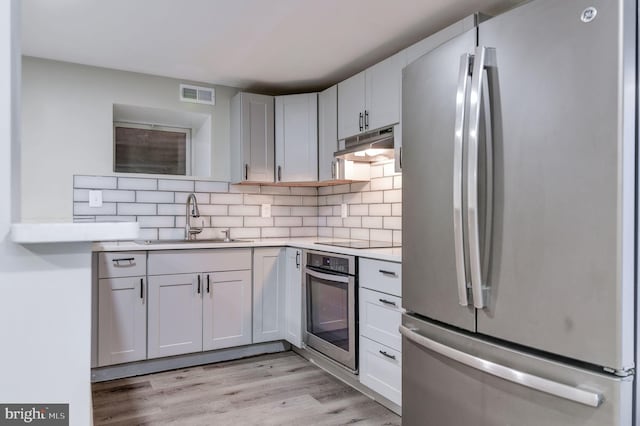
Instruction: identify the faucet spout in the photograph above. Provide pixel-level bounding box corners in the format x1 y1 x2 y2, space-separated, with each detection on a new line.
185 193 202 240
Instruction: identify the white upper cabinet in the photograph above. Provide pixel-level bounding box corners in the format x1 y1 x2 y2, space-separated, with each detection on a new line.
337 71 366 140
231 92 275 183
318 85 338 181
275 93 318 182
365 51 405 133
338 51 404 140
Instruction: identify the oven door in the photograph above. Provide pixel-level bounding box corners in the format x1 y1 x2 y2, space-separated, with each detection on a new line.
304 267 357 372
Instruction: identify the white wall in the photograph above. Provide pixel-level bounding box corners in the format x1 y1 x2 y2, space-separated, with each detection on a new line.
21 57 239 221
1 4 94 425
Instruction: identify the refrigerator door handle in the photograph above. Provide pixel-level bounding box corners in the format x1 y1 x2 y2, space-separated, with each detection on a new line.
467 46 497 309
399 325 604 408
453 53 472 307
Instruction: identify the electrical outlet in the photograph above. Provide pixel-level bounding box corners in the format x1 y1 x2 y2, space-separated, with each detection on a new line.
341 203 348 218
89 190 103 208
261 204 271 218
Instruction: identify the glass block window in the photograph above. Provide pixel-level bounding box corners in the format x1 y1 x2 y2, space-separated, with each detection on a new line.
114 123 190 175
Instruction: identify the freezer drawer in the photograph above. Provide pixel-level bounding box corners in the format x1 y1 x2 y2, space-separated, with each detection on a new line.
401 315 633 426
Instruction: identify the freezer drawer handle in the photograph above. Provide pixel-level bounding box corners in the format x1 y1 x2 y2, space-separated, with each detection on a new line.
399 325 604 408
379 298 397 307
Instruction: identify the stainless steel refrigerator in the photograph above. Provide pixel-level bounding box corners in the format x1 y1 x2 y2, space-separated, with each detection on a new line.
401 0 637 424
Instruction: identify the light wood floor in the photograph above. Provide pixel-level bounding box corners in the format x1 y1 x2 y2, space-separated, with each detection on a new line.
92 351 401 426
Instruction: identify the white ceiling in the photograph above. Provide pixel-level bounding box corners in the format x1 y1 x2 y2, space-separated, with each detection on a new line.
22 0 522 94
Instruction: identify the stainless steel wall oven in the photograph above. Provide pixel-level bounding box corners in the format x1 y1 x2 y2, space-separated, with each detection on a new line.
303 250 357 372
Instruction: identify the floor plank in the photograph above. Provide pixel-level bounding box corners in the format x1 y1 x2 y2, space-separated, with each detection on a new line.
92 351 401 426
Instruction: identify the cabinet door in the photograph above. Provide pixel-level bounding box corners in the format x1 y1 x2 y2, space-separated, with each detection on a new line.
318 85 338 181
231 92 274 183
284 248 303 348
98 277 147 366
365 51 405 131
337 71 366 140
202 270 252 351
275 93 318 182
148 273 202 358
253 248 286 343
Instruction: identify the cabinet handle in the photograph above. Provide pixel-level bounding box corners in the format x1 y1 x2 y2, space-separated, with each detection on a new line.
399 146 403 169
359 112 363 131
112 257 134 265
379 350 396 360
277 165 282 181
244 164 249 180
331 160 335 179
296 251 300 269
379 269 398 277
364 110 369 130
140 278 144 300
197 275 201 294
378 298 397 307
207 274 210 293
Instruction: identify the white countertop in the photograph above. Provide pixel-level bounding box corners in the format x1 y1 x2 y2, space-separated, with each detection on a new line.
11 221 140 243
93 237 402 263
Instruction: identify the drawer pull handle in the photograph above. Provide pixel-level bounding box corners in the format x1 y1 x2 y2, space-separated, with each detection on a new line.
379 269 397 277
379 298 397 307
140 278 144 300
379 350 396 360
113 257 135 265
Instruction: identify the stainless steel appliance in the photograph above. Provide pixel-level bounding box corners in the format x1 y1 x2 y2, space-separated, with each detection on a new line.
401 0 637 424
303 250 357 372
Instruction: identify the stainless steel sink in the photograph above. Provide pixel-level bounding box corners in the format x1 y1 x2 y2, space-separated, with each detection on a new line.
136 238 253 245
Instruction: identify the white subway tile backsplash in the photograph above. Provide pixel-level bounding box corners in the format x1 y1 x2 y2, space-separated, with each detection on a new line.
369 204 391 216
343 192 362 204
393 230 402 245
302 196 318 206
94 215 136 223
157 204 185 216
317 196 327 206
118 177 157 191
370 176 393 191
159 228 185 240
196 181 229 193
175 192 209 204
229 184 260 193
318 206 333 216
349 204 368 216
350 182 370 192
383 216 402 230
326 194 343 205
158 179 194 192
384 189 402 203
291 227 317 237
260 186 291 195
370 229 393 242
333 228 350 239
244 194 274 205
317 217 327 227
370 165 384 178
327 217 343 227
392 203 402 216
271 206 291 216
261 227 290 238
291 187 317 196
318 227 333 237
73 216 95 223
350 228 370 240
200 204 228 216
136 191 174 203
212 216 244 228
303 217 319 227
137 216 175 228
245 217 274 227
211 193 243 205
318 186 333 196
73 202 117 216
73 189 89 201
274 195 303 206
362 191 383 204
177 216 211 228
102 190 136 203
231 227 261 239
333 184 351 194
343 217 361 228
275 217 303 227
291 206 317 217
362 216 383 229
118 203 156 215
393 175 402 189
74 175 118 189
229 205 260 216
138 228 159 240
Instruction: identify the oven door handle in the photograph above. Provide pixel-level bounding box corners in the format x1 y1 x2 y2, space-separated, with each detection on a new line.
305 268 351 284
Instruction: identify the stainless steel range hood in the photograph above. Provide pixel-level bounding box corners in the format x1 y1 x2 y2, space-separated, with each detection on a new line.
334 126 394 162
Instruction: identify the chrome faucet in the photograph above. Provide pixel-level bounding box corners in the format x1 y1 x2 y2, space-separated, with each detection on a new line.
185 193 202 240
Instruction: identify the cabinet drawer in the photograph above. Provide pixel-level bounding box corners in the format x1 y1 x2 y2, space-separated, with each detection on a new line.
359 258 401 296
98 252 147 278
360 336 402 406
148 249 252 275
359 288 402 351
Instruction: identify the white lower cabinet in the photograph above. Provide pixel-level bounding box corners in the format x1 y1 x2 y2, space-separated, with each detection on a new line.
147 273 203 358
359 336 402 405
253 247 286 343
98 276 147 366
203 270 252 351
284 248 303 348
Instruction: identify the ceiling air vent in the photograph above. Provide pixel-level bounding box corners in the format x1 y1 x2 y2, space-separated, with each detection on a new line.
180 84 215 105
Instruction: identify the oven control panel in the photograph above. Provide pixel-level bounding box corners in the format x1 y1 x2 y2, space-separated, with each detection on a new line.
306 252 353 275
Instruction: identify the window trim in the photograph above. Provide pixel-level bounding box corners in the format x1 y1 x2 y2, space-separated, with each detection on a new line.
113 121 192 176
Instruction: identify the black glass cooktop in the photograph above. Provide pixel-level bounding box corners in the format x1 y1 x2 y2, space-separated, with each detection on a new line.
315 240 399 249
